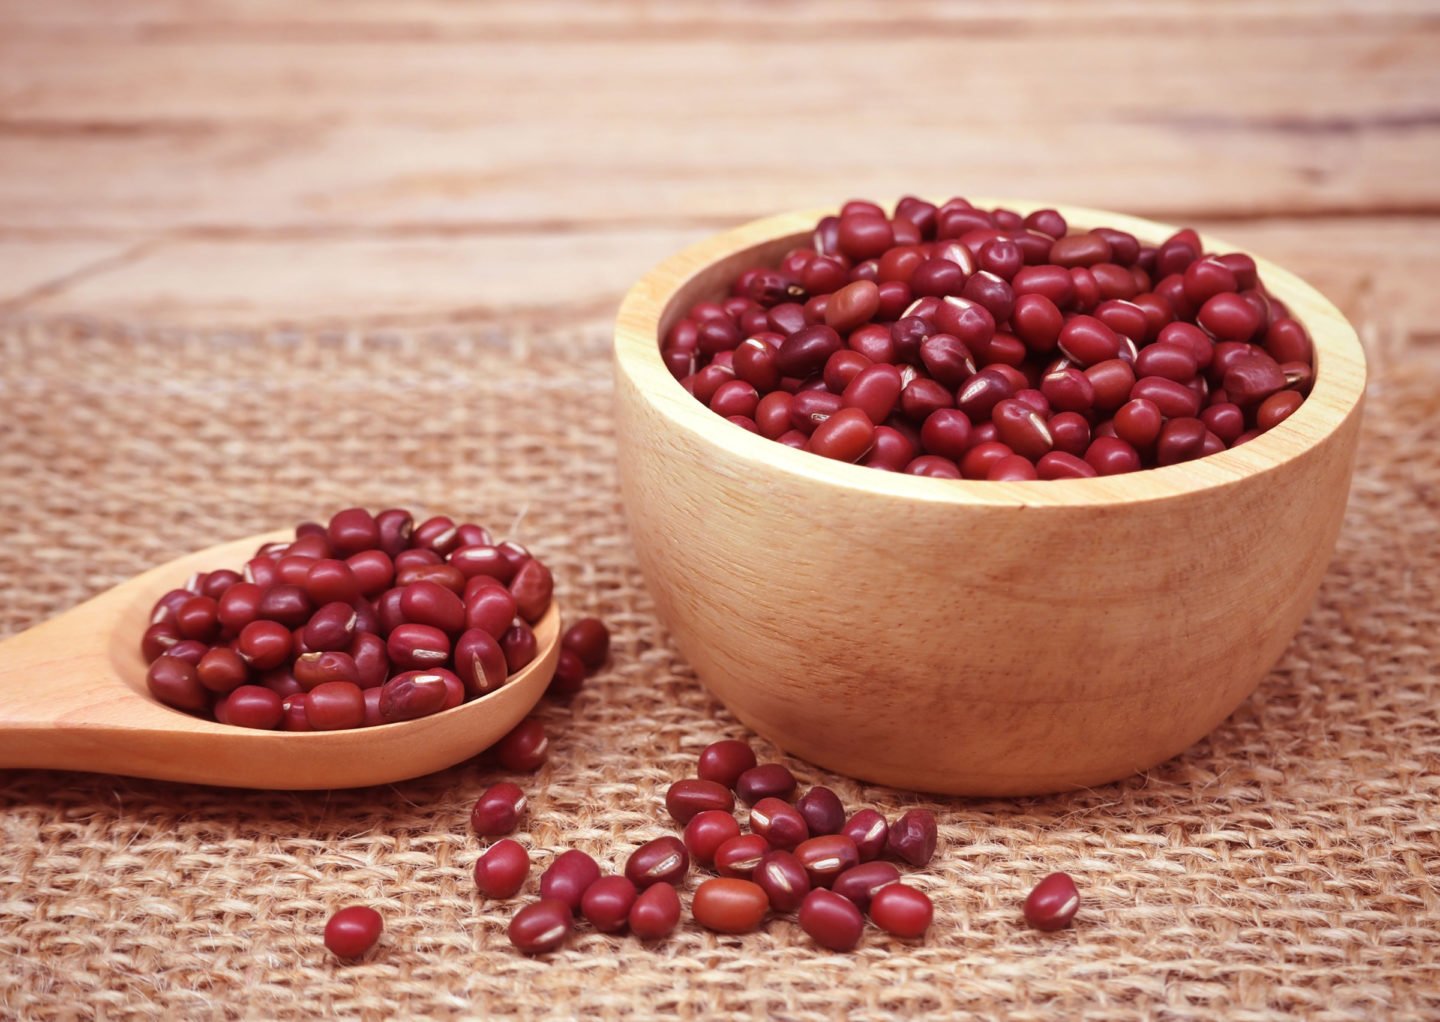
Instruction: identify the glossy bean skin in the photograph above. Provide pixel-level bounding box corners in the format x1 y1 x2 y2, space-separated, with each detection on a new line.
870 883 934 938
628 882 682 940
735 763 797 805
624 836 690 889
832 861 902 912
540 850 601 913
471 782 527 836
684 810 742 866
494 718 549 772
509 899 573 954
1023 872 1081 931
714 834 772 880
217 685 283 730
561 617 610 670
305 681 366 730
146 656 210 713
692 878 769 934
755 850 811 912
795 787 846 836
377 670 450 722
795 835 861 888
581 876 639 933
841 810 890 862
749 798 810 851
799 889 865 952
324 906 383 959
666 779 736 825
474 838 530 898
885 810 939 867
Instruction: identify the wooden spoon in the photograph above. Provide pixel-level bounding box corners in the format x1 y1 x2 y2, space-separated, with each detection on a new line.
0 530 559 789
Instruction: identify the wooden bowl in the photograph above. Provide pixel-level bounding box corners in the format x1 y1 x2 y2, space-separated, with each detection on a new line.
613 202 1366 796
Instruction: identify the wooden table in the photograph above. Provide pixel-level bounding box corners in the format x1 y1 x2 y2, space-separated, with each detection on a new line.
1 0 1436 338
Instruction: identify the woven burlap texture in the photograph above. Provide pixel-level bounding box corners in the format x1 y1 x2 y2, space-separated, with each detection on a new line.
0 319 1435 1022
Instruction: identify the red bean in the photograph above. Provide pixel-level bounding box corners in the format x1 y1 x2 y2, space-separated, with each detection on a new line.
236 620 291 671
838 809 888 862
1198 291 1262 342
795 786 846 836
324 905 383 959
495 717 548 772
841 364 904 424
684 809 742 866
870 884 934 938
1156 417 1208 466
714 834 772 880
697 739 757 789
386 623 450 671
454 628 507 697
539 850 601 914
195 646 248 694
474 838 529 898
508 559 553 623
666 778 736 825
509 899 572 954
832 861 902 911
1023 872 1081 930
561 617 610 671
1257 389 1303 429
294 651 360 690
991 399 1054 460
377 670 449 722
1050 232 1112 268
305 681 366 730
807 407 876 463
795 835 860 888
799 889 864 952
471 781 527 837
748 797 809 851
1130 376 1202 419
693 878 769 934
217 685 283 729
735 763 797 805
580 876 638 933
502 623 539 673
624 836 690 889
605 881 674 943
1113 398 1163 450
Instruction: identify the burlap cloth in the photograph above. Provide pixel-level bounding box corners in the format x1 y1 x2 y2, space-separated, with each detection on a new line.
0 316 1435 1022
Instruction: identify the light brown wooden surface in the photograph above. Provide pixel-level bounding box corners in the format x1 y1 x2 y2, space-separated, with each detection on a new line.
614 204 1366 795
0 530 561 789
0 0 1436 333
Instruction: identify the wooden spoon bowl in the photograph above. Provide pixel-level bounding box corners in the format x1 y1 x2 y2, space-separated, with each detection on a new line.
613 200 1366 796
0 530 558 789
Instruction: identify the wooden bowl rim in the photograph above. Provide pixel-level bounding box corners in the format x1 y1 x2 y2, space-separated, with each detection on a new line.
614 200 1367 508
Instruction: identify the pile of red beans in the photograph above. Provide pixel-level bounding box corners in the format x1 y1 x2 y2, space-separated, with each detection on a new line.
476 737 946 954
140 508 559 731
664 198 1315 480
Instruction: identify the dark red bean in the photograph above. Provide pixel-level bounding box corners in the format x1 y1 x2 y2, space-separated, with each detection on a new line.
885 810 938 867
560 617 609 671
1050 232 1112 268
624 836 690 889
1134 343 1198 382
1197 292 1262 342
165 639 208 666
397 580 465 635
824 279 881 333
777 324 843 378
794 835 861 888
918 408 972 460
906 454 962 478
1057 316 1122 367
799 889 864 952
1265 316 1313 365
494 717 548 772
347 632 388 689
666 778 736 825
1048 412 1091 457
714 834 772 880
196 646 249 695
933 297 995 353
693 878 769 934
257 584 312 629
387 622 451 671
304 681 366 730
140 621 181 662
502 622 538 673
509 899 572 954
1085 436 1143 475
1024 208 1067 238
540 850 601 913
236 619 291 671
554 650 594 695
1113 398 1164 450
749 797 809 851
217 685 283 730
1156 417 1209 466
824 349 872 395
751 850 811 913
198 569 241 601
1023 872 1080 930
987 454 1036 481
919 334 976 389
302 558 361 606
508 559 553 623
1085 359 1137 413
1040 368 1095 414
581 876 638 933
474 838 529 898
795 786 846 836
302 601 358 652
325 508 380 559
464 585 518 640
1257 390 1303 429
293 650 360 690
455 628 507 697
1130 376 1202 419
174 596 219 642
324 905 383 959
472 781 527 836
735 763 797 805
1036 451 1097 480
377 669 449 722
992 399 1054 460
871 884 934 938
697 740 756 789
841 810 889 862
684 809 742 867
1223 351 1287 406
215 581 264 636
805 407 874 463
841 364 904 424
281 694 311 731
832 861 902 912
623 881 679 940
449 545 515 585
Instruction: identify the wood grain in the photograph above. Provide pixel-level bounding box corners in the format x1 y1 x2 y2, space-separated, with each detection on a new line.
0 0 1434 329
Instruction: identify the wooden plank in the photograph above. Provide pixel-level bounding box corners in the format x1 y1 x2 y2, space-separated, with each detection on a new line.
0 23 1434 238
8 217 1434 333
